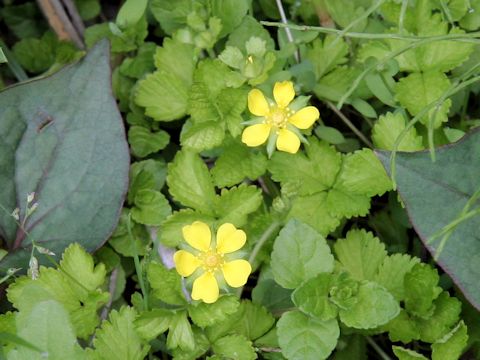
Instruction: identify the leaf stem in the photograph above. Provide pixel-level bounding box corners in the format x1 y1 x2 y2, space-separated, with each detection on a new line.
366 336 392 360
127 213 149 310
274 0 300 62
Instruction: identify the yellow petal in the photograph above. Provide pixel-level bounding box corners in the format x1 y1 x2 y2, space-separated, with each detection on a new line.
182 221 211 252
215 223 247 254
273 81 295 108
248 89 270 116
174 250 200 277
222 260 252 288
191 272 219 303
276 129 301 154
288 106 320 129
241 123 271 147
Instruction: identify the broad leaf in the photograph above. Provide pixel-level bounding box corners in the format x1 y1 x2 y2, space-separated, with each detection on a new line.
0 41 129 270
377 129 480 309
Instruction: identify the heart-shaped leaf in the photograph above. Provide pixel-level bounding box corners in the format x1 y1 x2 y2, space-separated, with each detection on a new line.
376 129 480 309
0 40 129 271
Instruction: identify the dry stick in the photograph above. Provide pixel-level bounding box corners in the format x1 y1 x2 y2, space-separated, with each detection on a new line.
61 0 85 36
100 268 119 321
326 101 374 149
274 0 300 63
36 0 84 49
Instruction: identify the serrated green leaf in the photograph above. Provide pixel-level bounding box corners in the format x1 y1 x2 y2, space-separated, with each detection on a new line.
109 209 149 257
395 71 452 128
215 185 262 227
171 327 210 360
135 70 189 121
219 46 244 68
292 273 338 321
305 35 349 79
339 149 393 197
404 263 442 318
7 300 85 360
154 38 196 86
0 41 129 269
206 300 274 342
271 219 334 289
392 346 428 360
212 334 256 360
416 292 462 343
288 192 341 236
147 261 186 306
325 187 371 219
334 229 388 282
374 254 420 301
116 0 147 29
385 309 421 343
149 0 191 34
120 42 156 79
431 321 468 360
134 309 174 341
180 120 225 151
128 126 170 158
167 310 195 351
252 278 293 313
377 130 480 309
372 112 424 151
212 139 267 187
7 244 108 339
339 280 400 329
188 295 239 328
166 150 217 214
12 32 56 73
128 159 167 204
211 0 249 38
226 16 275 51
460 0 480 30
269 139 342 196
88 306 150 360
131 189 171 226
277 310 339 360
314 66 369 102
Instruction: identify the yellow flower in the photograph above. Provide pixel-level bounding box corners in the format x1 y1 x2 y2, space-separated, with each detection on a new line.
241 80 320 154
173 221 252 304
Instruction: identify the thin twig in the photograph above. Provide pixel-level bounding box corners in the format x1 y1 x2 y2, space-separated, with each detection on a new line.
274 0 300 62
366 336 392 360
326 101 373 148
61 0 85 36
100 268 118 321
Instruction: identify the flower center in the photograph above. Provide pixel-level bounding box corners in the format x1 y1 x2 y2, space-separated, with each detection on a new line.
266 106 294 129
198 250 224 272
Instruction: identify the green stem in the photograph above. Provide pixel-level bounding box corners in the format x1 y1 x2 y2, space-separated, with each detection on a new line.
398 0 409 34
127 213 149 311
366 336 392 360
0 40 27 82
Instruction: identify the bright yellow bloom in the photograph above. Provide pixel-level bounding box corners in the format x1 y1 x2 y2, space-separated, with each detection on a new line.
173 221 252 304
241 81 320 154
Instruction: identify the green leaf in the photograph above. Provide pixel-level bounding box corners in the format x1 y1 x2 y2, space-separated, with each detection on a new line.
2 3 46 39
116 0 148 29
460 0 480 30
269 138 342 196
314 125 346 145
226 16 275 51
147 261 186 306
7 244 109 339
210 0 250 38
416 292 462 343
212 139 267 187
212 334 256 360
188 295 239 328
88 306 150 360
7 300 85 360
128 159 167 204
219 46 244 68
166 150 217 214
215 185 262 227
74 0 100 21
180 120 225 152
385 309 421 343
154 38 196 86
334 229 388 282
277 310 339 360
404 263 442 318
372 112 424 151
325 186 371 219
159 209 215 247
149 0 191 34
324 0 367 31
167 310 195 351
128 126 170 158
338 280 400 329
377 130 480 309
395 71 452 128
271 219 334 289
252 278 294 313
131 189 171 226
338 149 393 197
119 42 156 79
431 321 468 360
12 32 56 73
392 346 428 360
377 132 480 309
0 41 129 270
292 273 338 321
171 327 210 360
305 35 349 79
135 70 190 121
84 20 147 53
206 300 274 342
374 254 420 301
134 309 174 341
109 209 149 257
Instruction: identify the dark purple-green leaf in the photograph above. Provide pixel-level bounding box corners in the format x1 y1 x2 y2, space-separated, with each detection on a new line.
0 40 129 271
